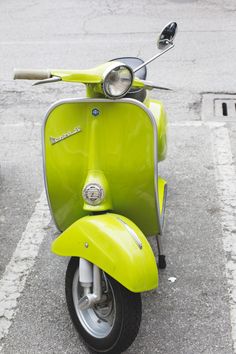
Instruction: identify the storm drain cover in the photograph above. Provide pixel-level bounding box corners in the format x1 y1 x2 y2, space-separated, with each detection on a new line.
202 94 236 122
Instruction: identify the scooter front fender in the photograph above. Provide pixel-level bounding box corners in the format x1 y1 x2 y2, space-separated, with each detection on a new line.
51 213 158 292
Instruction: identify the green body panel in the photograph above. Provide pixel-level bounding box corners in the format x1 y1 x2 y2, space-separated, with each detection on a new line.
52 62 144 99
44 99 167 235
148 99 167 161
51 213 158 292
51 63 111 84
51 62 144 91
158 177 167 215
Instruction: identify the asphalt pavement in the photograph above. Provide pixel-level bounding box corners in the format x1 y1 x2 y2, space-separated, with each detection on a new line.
0 0 236 353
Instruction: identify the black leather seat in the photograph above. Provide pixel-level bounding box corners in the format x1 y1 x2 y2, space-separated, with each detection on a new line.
110 57 147 102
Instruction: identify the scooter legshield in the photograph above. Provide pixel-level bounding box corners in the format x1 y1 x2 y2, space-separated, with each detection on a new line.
43 98 167 236
51 213 158 292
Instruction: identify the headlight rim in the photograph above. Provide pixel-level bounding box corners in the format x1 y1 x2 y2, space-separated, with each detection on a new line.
102 63 134 99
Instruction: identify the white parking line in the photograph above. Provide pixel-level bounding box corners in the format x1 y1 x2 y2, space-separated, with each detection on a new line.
210 124 236 353
170 121 225 128
0 191 50 351
173 120 236 351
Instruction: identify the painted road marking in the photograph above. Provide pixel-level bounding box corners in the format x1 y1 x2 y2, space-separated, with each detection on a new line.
170 121 225 127
173 120 236 352
210 124 236 353
0 191 50 351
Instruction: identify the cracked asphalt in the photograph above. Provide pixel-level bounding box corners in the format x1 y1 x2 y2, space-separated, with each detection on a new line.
1 0 236 353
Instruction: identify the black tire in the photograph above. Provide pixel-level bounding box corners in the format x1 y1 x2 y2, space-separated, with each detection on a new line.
65 257 142 354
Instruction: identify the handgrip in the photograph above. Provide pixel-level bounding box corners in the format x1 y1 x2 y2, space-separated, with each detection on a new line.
13 69 51 80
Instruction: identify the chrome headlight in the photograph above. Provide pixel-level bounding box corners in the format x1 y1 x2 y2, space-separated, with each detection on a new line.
82 183 104 205
103 64 133 99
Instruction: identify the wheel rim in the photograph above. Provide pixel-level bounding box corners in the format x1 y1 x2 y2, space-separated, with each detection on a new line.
72 267 116 339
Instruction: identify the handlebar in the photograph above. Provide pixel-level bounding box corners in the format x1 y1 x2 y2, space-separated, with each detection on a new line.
13 69 51 80
13 69 172 91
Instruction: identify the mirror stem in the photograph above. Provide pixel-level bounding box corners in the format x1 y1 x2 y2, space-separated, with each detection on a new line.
133 44 174 73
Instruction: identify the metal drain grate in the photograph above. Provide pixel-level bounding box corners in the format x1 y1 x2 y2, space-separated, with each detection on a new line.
202 94 236 122
215 99 236 118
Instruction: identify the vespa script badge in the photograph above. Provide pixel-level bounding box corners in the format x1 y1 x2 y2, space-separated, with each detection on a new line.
50 126 81 145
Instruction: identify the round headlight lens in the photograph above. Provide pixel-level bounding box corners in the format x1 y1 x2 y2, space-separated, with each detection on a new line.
103 65 133 99
82 183 104 205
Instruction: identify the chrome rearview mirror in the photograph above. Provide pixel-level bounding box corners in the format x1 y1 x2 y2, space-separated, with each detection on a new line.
133 21 178 74
157 22 178 50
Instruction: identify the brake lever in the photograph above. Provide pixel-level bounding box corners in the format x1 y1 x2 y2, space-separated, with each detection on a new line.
33 76 61 86
149 84 172 91
140 80 172 91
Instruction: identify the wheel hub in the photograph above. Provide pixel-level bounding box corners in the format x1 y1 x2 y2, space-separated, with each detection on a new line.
72 268 116 338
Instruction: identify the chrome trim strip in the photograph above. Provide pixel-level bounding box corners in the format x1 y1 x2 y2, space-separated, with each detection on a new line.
42 97 162 234
42 113 58 230
117 217 143 250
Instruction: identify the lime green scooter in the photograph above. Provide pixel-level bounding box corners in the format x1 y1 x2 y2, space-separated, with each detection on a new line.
14 22 177 354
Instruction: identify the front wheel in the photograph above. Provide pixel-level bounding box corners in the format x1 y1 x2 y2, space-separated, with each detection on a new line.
65 257 142 353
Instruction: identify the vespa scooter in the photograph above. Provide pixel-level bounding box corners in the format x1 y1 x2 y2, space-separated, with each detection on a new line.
14 22 177 354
